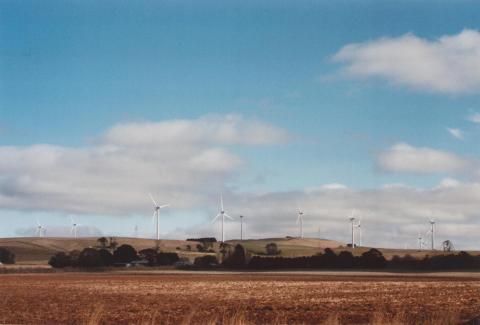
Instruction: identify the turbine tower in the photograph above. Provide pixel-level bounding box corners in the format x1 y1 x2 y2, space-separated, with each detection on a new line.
356 216 362 247
348 210 356 248
149 194 170 241
239 215 244 241
297 209 305 239
36 219 44 238
429 219 435 250
211 195 233 242
70 217 80 239
417 233 423 250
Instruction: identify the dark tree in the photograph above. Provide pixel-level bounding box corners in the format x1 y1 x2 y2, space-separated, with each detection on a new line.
223 244 246 268
337 251 355 268
139 248 158 266
113 244 138 264
265 243 281 256
97 237 108 249
196 244 206 252
69 250 82 267
194 255 218 267
359 248 387 268
157 252 180 266
78 248 104 268
109 237 118 251
49 252 72 268
0 247 15 264
98 249 114 266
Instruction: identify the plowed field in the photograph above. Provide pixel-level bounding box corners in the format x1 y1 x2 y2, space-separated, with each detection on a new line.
0 273 479 324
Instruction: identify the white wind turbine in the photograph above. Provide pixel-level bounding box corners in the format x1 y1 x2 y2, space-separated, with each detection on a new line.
36 219 45 238
70 217 80 239
356 215 362 247
212 195 233 242
427 218 436 250
149 194 170 241
297 209 305 239
348 210 356 248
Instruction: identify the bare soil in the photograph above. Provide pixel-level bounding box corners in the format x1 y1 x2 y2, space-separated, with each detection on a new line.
0 272 479 324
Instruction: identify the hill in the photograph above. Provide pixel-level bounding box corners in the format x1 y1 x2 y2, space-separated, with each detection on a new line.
226 237 344 257
0 237 204 264
1 236 476 266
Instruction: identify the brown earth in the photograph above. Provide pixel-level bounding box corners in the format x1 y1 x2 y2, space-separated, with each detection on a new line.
0 272 479 324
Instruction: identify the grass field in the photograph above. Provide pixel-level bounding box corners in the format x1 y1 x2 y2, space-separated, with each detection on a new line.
0 272 479 324
1 236 473 266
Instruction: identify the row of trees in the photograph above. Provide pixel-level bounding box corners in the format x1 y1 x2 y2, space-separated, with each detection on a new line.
247 248 480 270
49 244 180 268
0 247 15 264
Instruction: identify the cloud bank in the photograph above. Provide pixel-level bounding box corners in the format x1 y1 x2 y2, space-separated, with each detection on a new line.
377 143 471 173
333 29 480 94
0 115 291 215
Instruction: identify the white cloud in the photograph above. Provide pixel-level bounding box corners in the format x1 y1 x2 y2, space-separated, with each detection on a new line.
447 127 464 140
377 143 470 173
468 113 480 123
333 29 480 94
0 115 291 215
172 180 480 249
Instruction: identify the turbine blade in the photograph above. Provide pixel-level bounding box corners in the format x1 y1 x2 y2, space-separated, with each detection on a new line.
211 213 221 224
224 213 234 220
220 195 224 211
149 193 158 207
159 204 170 209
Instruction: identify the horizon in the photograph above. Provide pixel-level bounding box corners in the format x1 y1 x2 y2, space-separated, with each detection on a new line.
2 1 480 250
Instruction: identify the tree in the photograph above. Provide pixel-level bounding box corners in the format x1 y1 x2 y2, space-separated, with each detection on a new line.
49 252 71 268
194 255 218 267
337 251 355 268
139 248 158 266
78 248 104 268
265 243 281 256
359 249 387 268
98 249 114 266
223 244 246 268
109 237 119 251
0 247 15 264
157 252 180 266
113 244 138 264
97 237 108 249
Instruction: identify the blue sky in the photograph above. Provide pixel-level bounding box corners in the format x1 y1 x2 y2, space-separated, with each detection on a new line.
2 1 480 249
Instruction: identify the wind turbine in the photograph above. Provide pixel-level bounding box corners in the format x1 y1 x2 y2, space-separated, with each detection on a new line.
428 219 436 250
239 215 244 241
149 194 170 241
417 233 424 250
70 217 80 239
356 215 362 247
348 210 356 248
297 209 305 239
36 219 44 238
211 195 233 242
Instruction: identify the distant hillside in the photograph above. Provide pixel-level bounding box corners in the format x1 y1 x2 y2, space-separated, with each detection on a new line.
1 236 475 266
0 237 203 264
227 237 344 257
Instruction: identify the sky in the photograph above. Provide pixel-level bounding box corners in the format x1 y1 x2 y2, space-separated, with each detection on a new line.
2 0 480 249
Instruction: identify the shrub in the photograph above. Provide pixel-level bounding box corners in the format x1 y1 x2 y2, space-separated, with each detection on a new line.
49 252 72 268
359 248 387 268
0 247 15 264
223 244 246 268
113 244 138 264
78 248 104 268
139 248 157 266
157 252 180 266
98 249 114 266
196 244 206 252
194 255 218 267
265 243 281 256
